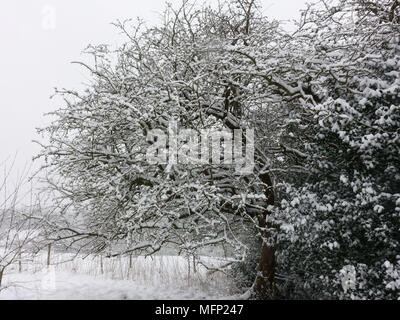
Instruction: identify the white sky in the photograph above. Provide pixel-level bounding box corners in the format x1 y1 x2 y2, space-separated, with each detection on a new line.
0 0 308 185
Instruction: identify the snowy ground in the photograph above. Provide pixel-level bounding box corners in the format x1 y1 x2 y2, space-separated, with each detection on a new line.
0 253 237 300
0 270 231 300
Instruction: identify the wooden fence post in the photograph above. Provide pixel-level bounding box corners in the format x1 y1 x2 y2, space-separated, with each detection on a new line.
19 252 22 272
47 244 52 267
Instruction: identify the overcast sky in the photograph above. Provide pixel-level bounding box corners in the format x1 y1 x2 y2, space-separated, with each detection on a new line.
0 0 308 186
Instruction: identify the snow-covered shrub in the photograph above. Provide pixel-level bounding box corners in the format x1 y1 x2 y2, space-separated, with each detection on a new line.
270 0 400 299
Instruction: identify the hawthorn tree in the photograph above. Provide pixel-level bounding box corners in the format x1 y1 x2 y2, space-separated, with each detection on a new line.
36 0 282 298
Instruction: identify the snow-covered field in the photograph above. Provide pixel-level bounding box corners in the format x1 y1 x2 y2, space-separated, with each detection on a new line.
0 252 237 300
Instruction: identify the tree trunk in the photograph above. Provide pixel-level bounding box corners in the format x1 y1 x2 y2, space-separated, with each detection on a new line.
204 92 276 299
251 172 275 299
252 226 276 299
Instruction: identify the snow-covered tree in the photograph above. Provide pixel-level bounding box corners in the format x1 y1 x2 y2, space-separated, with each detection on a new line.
36 0 280 298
